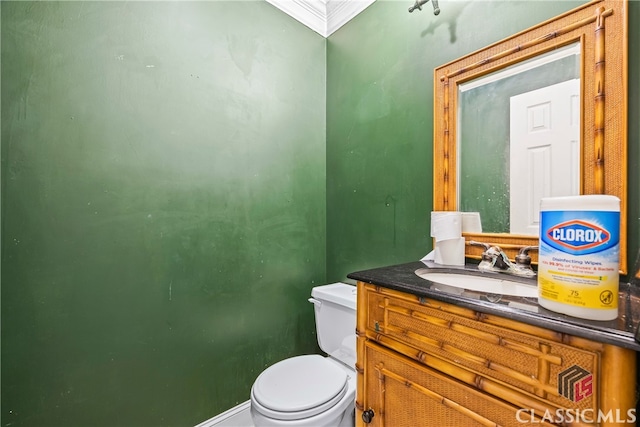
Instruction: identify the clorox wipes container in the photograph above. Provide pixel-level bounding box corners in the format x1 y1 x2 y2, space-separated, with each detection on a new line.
538 195 620 321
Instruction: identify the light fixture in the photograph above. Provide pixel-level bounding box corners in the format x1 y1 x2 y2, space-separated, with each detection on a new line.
409 0 440 15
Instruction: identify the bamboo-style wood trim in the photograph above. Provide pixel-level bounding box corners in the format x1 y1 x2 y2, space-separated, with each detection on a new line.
366 337 564 421
441 13 602 82
375 364 502 427
355 282 368 426
370 284 571 343
379 299 565 397
375 363 386 427
370 283 606 354
433 0 628 273
438 74 451 211
593 7 613 193
599 344 637 427
381 299 565 364
535 345 553 398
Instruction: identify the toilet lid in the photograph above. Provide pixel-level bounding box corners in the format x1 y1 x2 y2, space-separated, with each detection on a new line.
251 355 348 420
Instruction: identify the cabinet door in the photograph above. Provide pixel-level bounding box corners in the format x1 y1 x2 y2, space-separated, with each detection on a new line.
361 341 554 427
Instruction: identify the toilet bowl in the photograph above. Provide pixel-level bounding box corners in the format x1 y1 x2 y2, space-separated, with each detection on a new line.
250 283 357 427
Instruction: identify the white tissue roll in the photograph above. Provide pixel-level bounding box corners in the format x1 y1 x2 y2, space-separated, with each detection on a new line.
434 237 465 266
431 211 462 242
461 212 482 233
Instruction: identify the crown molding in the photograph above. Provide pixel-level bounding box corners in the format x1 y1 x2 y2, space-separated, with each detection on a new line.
266 0 375 37
325 0 375 36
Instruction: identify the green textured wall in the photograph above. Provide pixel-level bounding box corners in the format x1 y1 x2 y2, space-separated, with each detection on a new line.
1 2 326 426
326 0 640 280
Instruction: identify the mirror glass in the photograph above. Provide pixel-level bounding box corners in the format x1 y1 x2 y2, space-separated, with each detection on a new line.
458 43 581 235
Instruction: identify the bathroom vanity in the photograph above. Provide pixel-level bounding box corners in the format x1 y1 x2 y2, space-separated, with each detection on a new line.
348 262 639 427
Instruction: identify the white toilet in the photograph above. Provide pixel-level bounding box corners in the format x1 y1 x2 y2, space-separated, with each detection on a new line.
250 282 357 427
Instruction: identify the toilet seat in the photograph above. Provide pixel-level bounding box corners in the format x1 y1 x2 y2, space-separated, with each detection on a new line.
251 355 348 421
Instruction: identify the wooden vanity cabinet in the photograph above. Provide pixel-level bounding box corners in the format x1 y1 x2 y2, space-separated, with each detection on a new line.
355 282 637 427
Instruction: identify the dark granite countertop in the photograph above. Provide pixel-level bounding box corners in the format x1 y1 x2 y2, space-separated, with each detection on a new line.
347 261 640 352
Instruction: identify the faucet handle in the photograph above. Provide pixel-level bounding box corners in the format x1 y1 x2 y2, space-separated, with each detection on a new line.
469 241 493 262
515 246 538 268
469 240 490 251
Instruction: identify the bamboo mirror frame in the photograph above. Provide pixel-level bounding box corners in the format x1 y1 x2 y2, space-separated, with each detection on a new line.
433 0 628 273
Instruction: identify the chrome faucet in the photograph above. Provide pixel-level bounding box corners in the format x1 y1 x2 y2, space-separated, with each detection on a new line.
469 241 537 278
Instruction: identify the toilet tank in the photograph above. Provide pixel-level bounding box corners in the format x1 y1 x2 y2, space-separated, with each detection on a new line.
309 283 357 368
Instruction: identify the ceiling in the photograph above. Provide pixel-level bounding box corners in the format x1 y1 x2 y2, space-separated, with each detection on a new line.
266 0 376 37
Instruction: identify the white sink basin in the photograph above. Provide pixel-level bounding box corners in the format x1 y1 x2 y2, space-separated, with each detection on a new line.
415 268 538 298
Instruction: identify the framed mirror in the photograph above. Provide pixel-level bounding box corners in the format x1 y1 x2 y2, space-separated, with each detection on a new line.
433 0 628 273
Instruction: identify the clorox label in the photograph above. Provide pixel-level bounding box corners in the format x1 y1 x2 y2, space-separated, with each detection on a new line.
540 212 619 256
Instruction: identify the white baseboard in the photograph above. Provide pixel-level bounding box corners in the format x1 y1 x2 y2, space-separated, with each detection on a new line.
194 401 252 427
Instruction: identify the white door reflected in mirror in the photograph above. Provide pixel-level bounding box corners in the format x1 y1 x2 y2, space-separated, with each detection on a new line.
509 79 580 235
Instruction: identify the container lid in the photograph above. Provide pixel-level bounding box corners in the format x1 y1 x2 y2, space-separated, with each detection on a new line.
251 355 348 420
540 195 620 211
311 282 356 310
